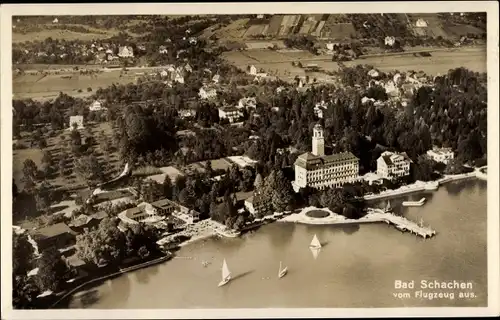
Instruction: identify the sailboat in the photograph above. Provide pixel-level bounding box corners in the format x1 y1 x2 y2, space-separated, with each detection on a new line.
278 261 288 278
218 259 231 287
309 234 322 249
384 201 392 212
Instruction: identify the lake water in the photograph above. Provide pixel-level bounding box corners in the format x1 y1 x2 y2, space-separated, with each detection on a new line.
69 179 487 308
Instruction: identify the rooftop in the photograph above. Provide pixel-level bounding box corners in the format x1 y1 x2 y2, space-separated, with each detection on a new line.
31 223 76 240
151 198 176 209
295 151 359 170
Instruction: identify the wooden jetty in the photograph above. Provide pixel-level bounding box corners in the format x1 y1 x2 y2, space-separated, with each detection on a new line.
368 209 436 239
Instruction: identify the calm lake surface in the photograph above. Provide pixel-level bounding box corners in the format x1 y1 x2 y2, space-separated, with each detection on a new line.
69 179 487 308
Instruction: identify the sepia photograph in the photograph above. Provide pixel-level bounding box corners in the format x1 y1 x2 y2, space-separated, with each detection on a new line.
1 2 498 319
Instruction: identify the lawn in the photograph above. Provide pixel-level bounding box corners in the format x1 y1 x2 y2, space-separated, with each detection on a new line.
305 210 330 218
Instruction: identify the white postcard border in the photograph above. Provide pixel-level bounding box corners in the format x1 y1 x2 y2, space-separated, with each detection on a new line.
1 2 499 319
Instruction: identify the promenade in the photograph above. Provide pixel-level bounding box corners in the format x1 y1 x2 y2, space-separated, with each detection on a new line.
281 206 436 239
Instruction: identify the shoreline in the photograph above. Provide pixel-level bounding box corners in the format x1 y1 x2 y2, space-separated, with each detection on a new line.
363 170 480 201
57 170 485 306
50 253 171 309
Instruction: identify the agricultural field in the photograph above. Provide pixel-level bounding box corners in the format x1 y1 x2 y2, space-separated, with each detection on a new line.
13 68 143 101
12 27 119 43
223 46 486 84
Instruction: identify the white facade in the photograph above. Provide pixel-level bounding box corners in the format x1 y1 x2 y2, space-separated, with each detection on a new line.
427 148 454 164
118 46 134 58
89 100 105 111
237 97 257 110
376 151 412 180
68 116 84 130
293 124 359 191
384 36 395 46
416 19 428 28
199 87 217 100
249 65 257 75
218 107 242 123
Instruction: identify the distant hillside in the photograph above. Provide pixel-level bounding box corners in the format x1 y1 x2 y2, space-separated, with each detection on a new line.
206 13 486 43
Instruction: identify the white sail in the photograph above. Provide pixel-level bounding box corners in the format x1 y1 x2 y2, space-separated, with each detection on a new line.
310 247 321 260
278 261 288 278
310 234 322 248
221 259 231 280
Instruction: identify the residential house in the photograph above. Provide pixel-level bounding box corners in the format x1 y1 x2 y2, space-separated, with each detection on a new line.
393 73 402 84
244 193 273 217
53 18 59 24
376 151 412 180
118 46 134 58
237 97 257 110
65 254 88 279
384 80 399 96
159 46 168 54
249 65 257 75
137 44 146 52
188 37 198 45
89 100 106 112
119 202 163 225
184 63 193 73
29 223 77 252
68 214 101 233
415 18 428 28
427 147 454 165
368 69 380 78
160 70 170 78
174 72 185 84
218 106 243 123
68 115 84 130
178 109 197 119
326 42 335 51
212 74 220 84
199 87 217 100
384 36 396 47
150 198 179 216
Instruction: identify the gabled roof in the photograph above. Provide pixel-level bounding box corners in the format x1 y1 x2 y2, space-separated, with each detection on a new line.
31 223 76 240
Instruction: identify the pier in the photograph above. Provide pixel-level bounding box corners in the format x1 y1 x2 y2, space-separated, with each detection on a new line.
367 209 436 239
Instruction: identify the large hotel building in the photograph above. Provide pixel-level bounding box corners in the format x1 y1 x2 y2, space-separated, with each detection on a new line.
292 124 359 191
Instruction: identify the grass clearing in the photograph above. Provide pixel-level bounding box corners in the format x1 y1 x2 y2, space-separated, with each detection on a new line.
13 69 139 101
305 210 331 218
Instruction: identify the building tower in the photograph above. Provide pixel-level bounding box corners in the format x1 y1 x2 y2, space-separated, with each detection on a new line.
312 123 325 156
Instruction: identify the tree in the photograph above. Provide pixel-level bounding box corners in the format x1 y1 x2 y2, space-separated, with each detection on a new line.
413 156 435 181
74 155 105 188
35 248 68 292
13 233 35 277
22 159 38 181
13 179 19 198
76 217 126 266
269 170 294 212
163 175 173 199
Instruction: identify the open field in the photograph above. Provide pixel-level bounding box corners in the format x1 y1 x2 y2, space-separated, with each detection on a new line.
13 69 142 101
13 28 117 43
223 46 486 83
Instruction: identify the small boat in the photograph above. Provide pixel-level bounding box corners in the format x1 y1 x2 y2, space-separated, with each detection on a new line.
218 259 231 287
384 201 392 212
402 197 426 207
278 261 288 279
309 234 322 249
